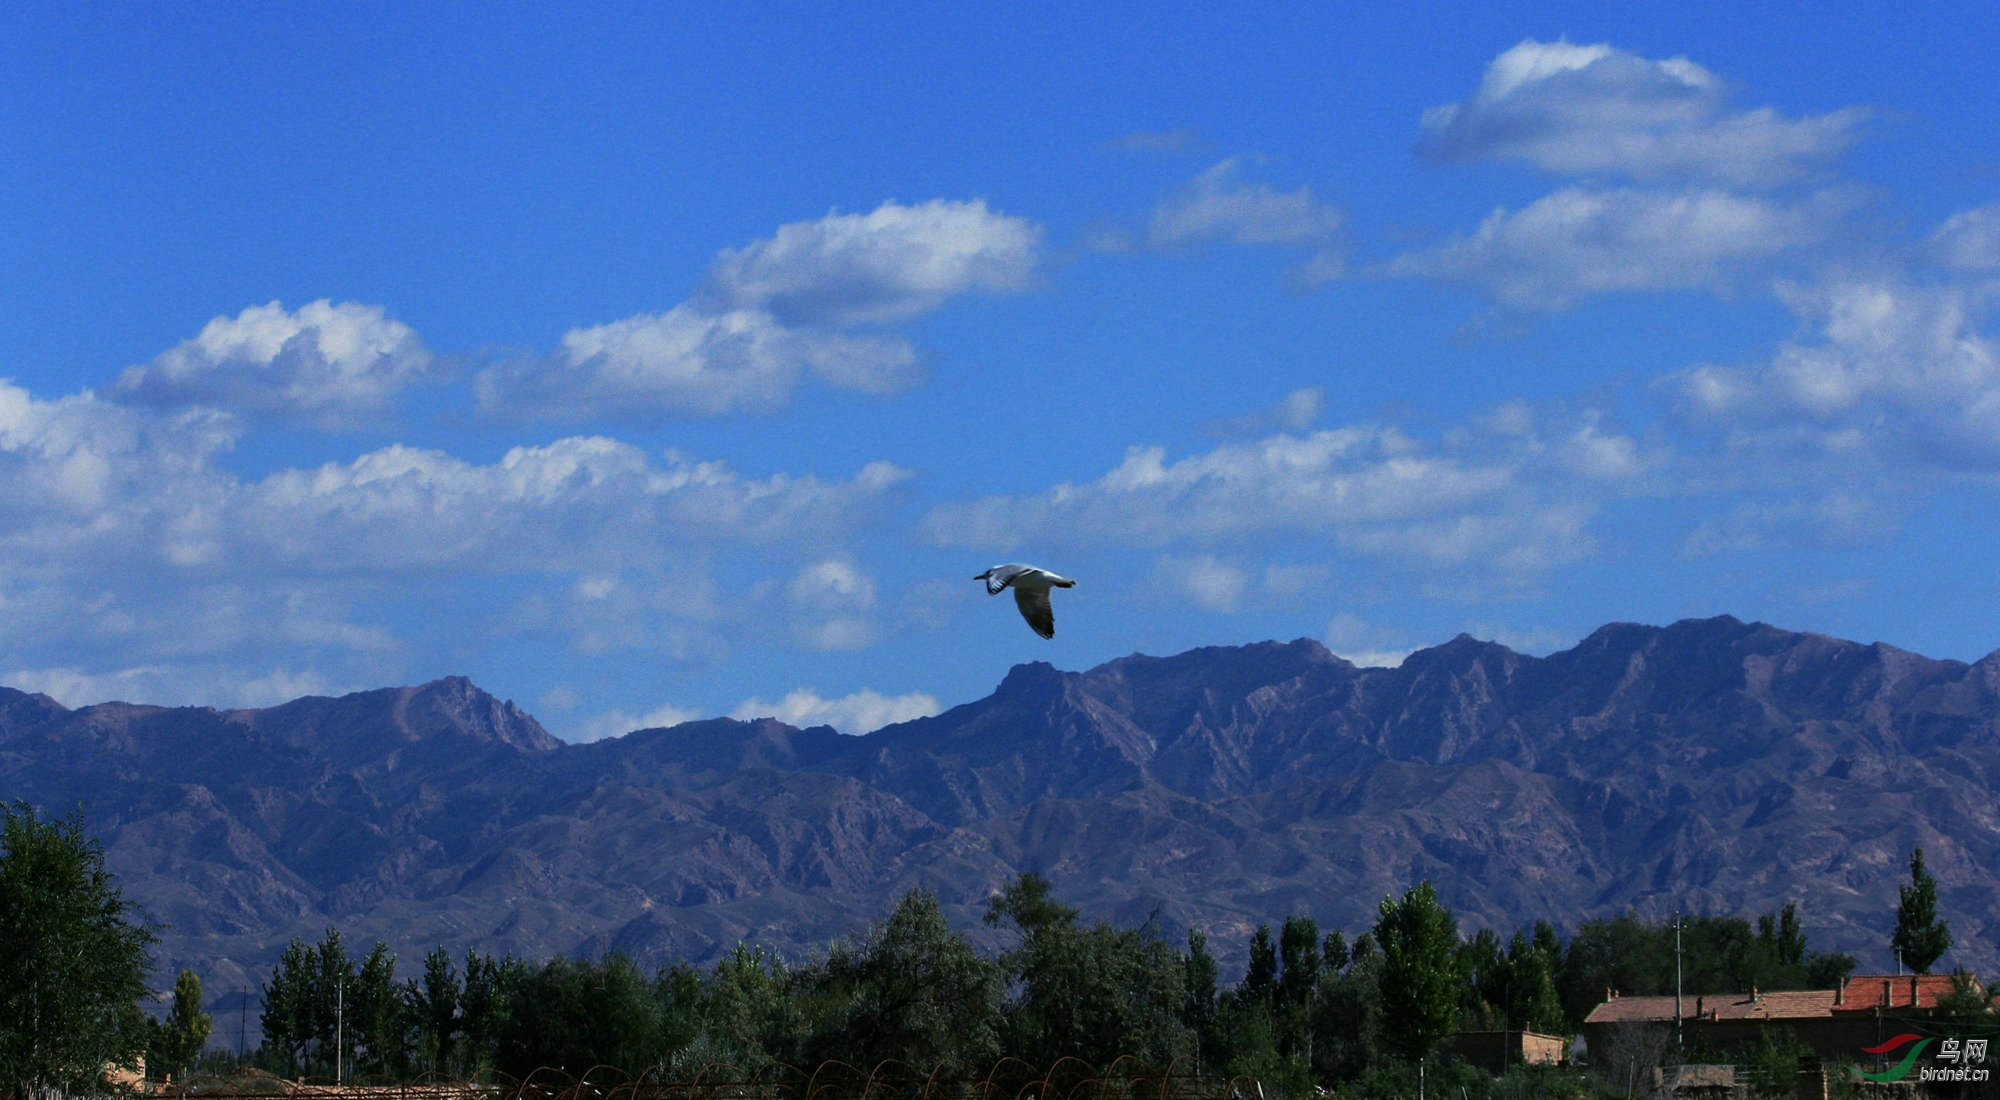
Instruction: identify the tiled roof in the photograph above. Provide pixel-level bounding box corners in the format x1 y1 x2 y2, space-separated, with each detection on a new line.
1833 974 1962 1012
1586 990 1835 1025
1583 975 1978 1025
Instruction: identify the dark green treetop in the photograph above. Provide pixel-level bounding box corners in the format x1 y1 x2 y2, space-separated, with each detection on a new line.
1892 847 1951 974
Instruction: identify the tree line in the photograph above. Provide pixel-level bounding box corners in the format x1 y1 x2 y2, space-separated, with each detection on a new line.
0 795 1970 1099
233 873 1900 1090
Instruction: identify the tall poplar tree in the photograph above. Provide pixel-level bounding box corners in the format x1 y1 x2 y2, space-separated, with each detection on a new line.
1891 847 1952 974
1373 881 1463 1062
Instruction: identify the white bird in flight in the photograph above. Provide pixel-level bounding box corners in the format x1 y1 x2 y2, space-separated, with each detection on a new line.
976 563 1076 639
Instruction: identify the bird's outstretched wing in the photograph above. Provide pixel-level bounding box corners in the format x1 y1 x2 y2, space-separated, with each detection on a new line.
1014 585 1056 638
981 563 1026 595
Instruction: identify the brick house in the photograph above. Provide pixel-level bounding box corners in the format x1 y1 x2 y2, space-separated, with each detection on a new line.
1583 974 1977 1064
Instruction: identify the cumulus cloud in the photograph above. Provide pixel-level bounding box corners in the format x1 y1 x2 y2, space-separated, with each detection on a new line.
1148 160 1346 248
1384 187 1842 310
0 376 910 705
1419 39 1867 187
923 404 1651 583
730 687 940 735
476 306 921 419
115 300 433 427
477 200 1041 420
705 199 1041 327
1675 279 2000 471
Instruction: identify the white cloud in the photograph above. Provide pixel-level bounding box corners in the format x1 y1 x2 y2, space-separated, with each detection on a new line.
3 660 341 710
1324 612 1411 667
233 439 909 574
1419 39 1867 187
1154 555 1332 614
785 559 880 651
1679 491 1896 558
705 199 1042 327
477 305 920 419
1148 159 1345 248
1205 387 1326 437
0 375 912 706
730 687 940 735
477 199 1041 420
1931 206 2000 272
924 404 1651 583
1675 278 2000 472
1155 555 1250 613
1384 187 1840 310
114 300 433 427
566 701 706 743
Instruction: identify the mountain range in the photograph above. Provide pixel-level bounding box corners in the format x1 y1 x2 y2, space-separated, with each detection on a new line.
3 615 1996 1012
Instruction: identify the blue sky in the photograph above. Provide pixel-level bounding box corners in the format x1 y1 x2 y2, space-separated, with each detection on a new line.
4 3 1999 740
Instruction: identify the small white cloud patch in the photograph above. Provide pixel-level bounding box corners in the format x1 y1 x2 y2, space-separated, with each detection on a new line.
1148 160 1345 248
730 688 940 735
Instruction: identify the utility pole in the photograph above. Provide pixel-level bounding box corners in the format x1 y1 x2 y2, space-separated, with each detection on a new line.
1674 914 1684 1052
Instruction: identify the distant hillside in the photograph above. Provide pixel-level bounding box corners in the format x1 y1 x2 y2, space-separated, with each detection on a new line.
3 616 1996 1006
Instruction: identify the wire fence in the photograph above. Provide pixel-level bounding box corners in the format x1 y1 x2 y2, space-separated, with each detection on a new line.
154 1057 1261 1100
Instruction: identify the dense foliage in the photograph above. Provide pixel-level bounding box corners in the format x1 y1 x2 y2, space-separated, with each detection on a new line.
0 802 157 1100
0 806 1958 1099
221 873 1898 1096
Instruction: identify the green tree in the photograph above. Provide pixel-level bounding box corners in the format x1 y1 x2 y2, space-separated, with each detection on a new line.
1240 925 1277 1008
494 953 667 1076
1507 928 1566 1035
0 802 157 1099
1181 928 1220 1064
1275 916 1321 1060
1373 881 1463 1062
984 872 1189 1067
699 943 797 1069
1891 847 1951 973
806 886 1001 1070
259 927 388 1078
407 946 459 1074
1309 931 1383 1082
458 949 530 1074
350 941 404 1075
259 937 317 1073
147 969 214 1080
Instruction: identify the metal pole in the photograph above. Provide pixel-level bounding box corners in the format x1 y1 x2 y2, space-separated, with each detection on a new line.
1675 914 1684 1052
336 975 344 1085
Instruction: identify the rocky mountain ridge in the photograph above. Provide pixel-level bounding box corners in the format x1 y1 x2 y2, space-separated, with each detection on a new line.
2 616 1996 1000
